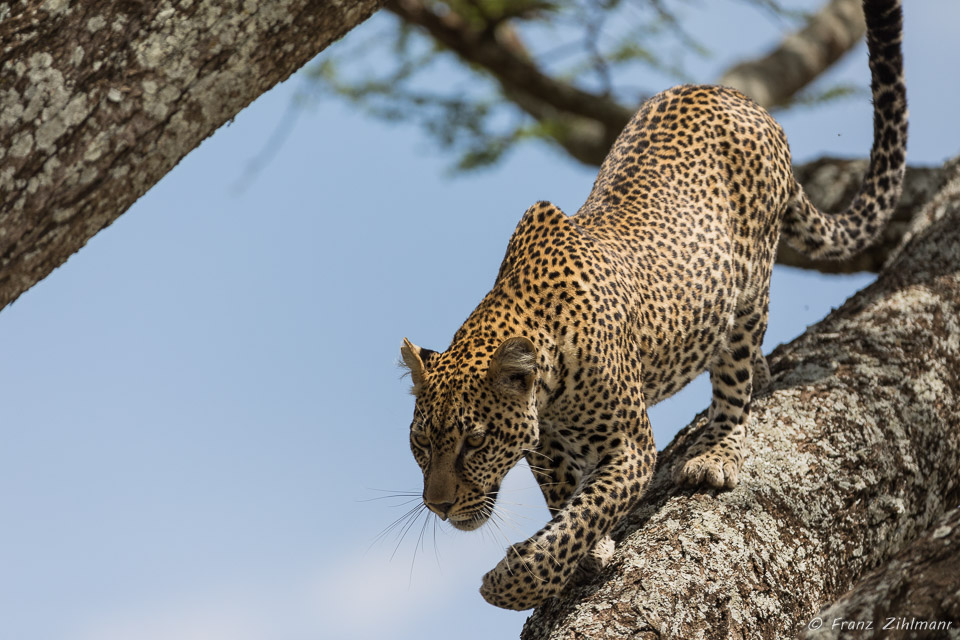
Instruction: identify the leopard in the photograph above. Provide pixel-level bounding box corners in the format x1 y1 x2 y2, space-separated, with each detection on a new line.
398 0 907 611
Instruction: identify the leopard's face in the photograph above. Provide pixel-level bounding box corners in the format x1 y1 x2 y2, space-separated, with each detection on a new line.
401 337 540 531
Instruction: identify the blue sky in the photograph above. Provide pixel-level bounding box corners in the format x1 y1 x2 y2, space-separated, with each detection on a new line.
1 2 957 639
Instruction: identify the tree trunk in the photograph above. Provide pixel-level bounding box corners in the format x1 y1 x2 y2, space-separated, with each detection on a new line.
0 0 383 312
522 155 960 639
777 159 945 273
800 507 960 639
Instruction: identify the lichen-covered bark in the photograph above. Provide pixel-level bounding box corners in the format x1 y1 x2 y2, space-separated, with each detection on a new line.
522 157 960 640
801 508 960 640
777 158 945 273
0 0 382 312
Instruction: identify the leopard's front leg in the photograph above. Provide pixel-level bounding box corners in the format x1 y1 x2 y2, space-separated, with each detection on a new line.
481 419 654 610
524 432 615 582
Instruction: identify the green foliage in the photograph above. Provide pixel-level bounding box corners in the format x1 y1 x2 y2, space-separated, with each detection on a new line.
307 44 518 171
305 0 854 172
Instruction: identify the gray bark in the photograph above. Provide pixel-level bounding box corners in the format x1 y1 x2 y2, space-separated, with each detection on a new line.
778 159 946 273
0 0 383 312
801 507 960 640
720 0 866 109
522 155 960 639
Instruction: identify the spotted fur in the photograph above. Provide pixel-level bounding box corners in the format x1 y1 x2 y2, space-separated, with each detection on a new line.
400 0 906 611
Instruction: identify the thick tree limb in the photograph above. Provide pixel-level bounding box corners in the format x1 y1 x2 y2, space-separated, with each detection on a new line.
522 156 960 639
778 158 946 273
801 507 960 639
0 0 383 312
720 0 866 108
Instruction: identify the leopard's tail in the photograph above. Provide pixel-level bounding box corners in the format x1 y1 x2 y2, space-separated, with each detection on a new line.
782 0 907 260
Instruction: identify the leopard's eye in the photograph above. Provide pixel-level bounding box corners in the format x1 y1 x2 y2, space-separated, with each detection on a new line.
411 432 430 449
465 433 486 449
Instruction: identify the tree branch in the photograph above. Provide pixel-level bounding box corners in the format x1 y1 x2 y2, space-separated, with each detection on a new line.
522 155 960 639
384 0 634 161
385 0 634 127
800 507 960 639
777 159 946 273
386 0 943 274
0 0 383 313
387 0 868 166
720 0 866 108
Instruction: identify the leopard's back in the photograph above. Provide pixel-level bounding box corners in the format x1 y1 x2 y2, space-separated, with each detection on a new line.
572 84 793 403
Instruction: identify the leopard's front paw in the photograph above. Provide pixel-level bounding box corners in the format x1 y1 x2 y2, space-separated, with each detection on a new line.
479 541 562 610
674 449 741 489
753 354 771 392
572 535 615 583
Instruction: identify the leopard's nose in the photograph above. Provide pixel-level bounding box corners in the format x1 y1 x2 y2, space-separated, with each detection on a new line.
424 500 455 520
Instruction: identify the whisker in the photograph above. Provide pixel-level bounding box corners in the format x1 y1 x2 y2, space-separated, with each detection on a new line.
359 487 424 506
370 502 425 548
495 514 561 574
413 404 427 424
519 457 553 469
485 495 542 512
485 508 548 583
483 494 562 578
517 460 556 481
526 470 554 483
360 495 424 507
521 448 557 464
391 504 428 562
488 504 537 521
487 499 538 531
365 487 422 495
524 463 555 473
410 507 432 587
496 481 562 494
492 496 543 506
521 466 553 477
488 510 526 538
432 513 442 571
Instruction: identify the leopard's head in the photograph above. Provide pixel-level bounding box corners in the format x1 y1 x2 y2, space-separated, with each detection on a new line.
399 336 540 531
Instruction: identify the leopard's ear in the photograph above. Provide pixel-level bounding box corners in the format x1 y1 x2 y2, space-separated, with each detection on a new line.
487 337 537 397
400 338 430 395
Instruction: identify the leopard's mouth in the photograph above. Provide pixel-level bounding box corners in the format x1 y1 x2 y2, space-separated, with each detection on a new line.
447 488 500 531
448 511 489 531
